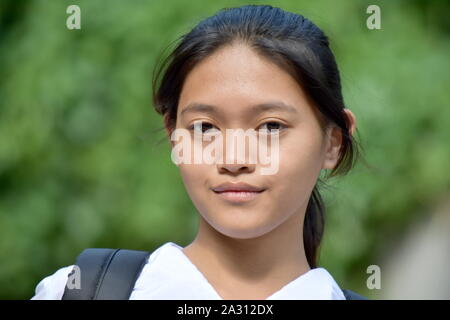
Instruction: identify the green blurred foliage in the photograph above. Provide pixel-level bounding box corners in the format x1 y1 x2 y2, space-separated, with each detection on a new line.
0 0 448 299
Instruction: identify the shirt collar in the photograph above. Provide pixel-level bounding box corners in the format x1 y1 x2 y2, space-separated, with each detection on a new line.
132 242 346 300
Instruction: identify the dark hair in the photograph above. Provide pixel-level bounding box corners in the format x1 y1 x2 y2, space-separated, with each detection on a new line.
152 4 364 268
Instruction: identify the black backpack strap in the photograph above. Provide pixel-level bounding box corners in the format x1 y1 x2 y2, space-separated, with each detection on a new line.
62 248 150 300
341 288 369 300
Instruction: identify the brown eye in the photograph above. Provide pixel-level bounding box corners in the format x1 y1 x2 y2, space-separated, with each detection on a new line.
258 121 286 133
189 121 218 134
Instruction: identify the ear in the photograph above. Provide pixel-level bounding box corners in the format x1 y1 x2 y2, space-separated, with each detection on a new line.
322 124 342 170
345 108 357 136
322 108 356 170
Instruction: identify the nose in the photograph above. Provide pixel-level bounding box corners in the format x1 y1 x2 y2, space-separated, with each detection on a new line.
217 161 256 175
215 129 258 175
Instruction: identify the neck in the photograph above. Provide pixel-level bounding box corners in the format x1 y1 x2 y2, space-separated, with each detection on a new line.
182 205 311 298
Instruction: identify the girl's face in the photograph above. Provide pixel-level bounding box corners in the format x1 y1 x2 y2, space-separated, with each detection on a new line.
172 43 345 240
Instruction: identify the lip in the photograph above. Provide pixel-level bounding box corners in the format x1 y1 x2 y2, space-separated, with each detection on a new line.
211 182 266 193
211 182 266 203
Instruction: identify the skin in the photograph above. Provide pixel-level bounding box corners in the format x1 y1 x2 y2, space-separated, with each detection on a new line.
165 43 356 300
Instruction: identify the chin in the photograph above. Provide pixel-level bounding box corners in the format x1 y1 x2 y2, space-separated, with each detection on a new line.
209 217 273 240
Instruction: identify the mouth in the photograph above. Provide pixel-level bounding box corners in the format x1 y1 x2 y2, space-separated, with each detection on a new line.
211 182 266 203
212 190 265 203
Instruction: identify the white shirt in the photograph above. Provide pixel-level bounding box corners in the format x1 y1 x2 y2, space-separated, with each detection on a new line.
31 241 346 300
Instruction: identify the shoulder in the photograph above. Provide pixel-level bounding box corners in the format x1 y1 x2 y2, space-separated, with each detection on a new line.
341 289 369 300
30 265 75 300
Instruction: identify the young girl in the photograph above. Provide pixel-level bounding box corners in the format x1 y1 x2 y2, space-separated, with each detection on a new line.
31 4 364 300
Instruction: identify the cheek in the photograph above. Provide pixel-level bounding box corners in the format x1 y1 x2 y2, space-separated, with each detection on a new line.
179 163 208 190
274 129 325 197
178 163 212 211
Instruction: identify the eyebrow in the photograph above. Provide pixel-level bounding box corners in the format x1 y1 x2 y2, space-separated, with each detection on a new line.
180 101 298 117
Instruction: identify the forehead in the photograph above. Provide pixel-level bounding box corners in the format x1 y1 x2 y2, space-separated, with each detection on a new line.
178 43 312 116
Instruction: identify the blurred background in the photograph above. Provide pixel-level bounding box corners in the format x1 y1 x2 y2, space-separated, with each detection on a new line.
0 0 449 299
